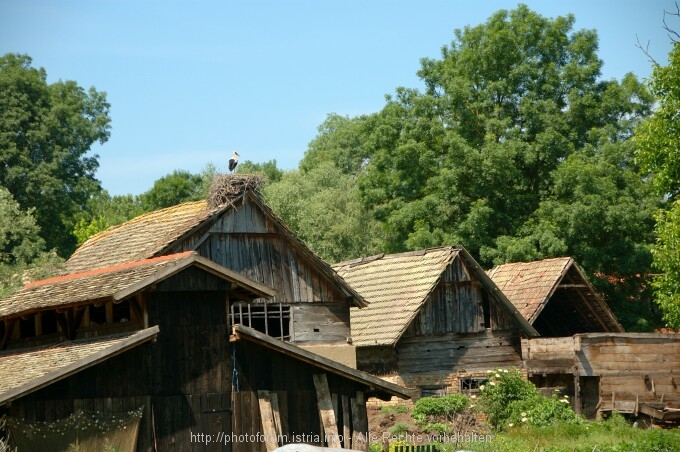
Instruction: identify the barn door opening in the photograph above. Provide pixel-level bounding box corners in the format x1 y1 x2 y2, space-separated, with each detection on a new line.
580 376 600 419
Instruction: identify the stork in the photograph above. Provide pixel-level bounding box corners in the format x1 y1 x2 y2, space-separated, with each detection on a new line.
228 151 239 173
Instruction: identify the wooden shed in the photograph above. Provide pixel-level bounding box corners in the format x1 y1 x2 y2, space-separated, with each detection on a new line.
65 181 364 366
0 252 408 451
522 333 680 420
333 246 538 398
487 257 623 336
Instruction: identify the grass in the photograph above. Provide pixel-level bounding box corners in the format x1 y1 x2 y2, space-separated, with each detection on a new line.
432 415 680 452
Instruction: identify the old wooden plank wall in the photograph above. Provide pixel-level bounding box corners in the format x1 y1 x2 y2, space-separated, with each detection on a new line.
397 330 523 377
148 291 232 452
522 337 577 374
577 334 680 404
4 343 155 451
292 303 351 344
404 255 518 337
232 339 371 452
176 195 348 307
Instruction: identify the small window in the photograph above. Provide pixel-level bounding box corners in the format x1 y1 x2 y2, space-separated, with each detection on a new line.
89 304 107 326
230 302 291 340
112 300 131 324
19 315 36 338
460 377 488 393
40 311 58 335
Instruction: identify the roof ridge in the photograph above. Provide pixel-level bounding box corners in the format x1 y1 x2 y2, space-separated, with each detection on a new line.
334 246 459 268
26 251 194 288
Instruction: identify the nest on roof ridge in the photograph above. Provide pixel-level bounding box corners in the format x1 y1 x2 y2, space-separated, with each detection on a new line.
209 173 263 208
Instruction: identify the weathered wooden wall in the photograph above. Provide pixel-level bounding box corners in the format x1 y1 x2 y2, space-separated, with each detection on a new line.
404 255 518 337
356 346 398 376
522 336 577 374
4 343 155 451
393 331 523 395
232 339 370 452
358 254 524 396
170 193 353 345
523 333 680 415
147 291 232 452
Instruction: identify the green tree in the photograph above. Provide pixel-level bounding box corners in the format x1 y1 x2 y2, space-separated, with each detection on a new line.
636 39 680 327
0 53 111 256
140 169 204 211
236 159 284 183
0 187 63 296
263 162 384 263
354 5 654 268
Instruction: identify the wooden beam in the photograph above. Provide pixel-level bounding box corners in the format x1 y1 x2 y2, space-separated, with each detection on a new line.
341 395 351 449
257 390 280 451
312 374 342 448
1 319 16 350
350 392 368 451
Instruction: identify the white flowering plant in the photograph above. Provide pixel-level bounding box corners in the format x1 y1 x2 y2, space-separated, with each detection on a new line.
478 367 583 430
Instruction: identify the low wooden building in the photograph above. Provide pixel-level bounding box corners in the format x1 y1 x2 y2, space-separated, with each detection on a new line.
64 180 363 366
487 257 623 336
333 246 538 398
522 333 680 420
0 252 408 451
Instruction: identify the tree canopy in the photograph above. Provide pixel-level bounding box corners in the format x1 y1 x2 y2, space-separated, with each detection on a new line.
635 39 680 327
0 53 111 256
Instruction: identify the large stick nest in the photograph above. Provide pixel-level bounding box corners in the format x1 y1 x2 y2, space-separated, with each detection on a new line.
208 173 264 208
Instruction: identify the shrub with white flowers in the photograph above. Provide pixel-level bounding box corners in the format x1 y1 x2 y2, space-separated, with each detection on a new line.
478 367 583 430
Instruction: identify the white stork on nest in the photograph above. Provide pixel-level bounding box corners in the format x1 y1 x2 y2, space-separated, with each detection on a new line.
228 151 239 173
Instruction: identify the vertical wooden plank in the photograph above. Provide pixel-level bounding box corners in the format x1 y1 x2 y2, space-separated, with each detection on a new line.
257 390 279 451
341 395 351 449
350 392 368 451
312 374 341 448
270 393 283 439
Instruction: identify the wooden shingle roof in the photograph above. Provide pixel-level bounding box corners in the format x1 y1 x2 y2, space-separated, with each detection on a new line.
65 191 366 307
0 252 276 320
66 201 217 273
333 246 537 346
0 327 159 405
488 257 623 333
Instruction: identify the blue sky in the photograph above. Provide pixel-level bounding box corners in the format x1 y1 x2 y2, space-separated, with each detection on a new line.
1 0 676 196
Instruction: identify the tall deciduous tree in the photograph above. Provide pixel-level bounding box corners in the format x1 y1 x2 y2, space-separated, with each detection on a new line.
0 53 111 256
263 162 384 263
353 5 654 274
636 39 680 327
0 187 63 296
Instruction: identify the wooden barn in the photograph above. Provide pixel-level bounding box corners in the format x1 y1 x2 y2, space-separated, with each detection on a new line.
65 177 364 367
333 246 538 398
522 333 680 421
0 251 408 451
487 257 623 337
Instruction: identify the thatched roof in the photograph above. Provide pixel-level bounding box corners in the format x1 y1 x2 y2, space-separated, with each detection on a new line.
0 327 159 405
488 257 623 335
0 252 276 320
333 246 537 346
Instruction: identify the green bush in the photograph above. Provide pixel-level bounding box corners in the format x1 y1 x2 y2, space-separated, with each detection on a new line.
412 394 470 424
478 368 536 428
479 368 583 430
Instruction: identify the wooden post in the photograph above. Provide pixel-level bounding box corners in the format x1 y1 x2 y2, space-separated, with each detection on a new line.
573 374 581 415
312 374 342 448
341 395 351 449
350 391 368 451
257 390 280 451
